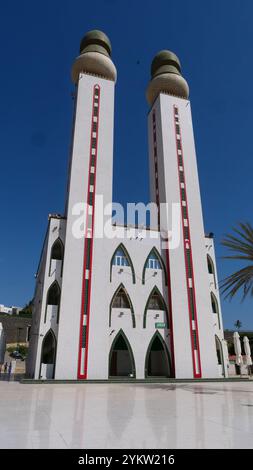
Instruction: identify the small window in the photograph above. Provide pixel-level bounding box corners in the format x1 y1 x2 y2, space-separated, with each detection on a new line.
146 251 161 270
47 282 60 306
147 292 164 310
207 255 214 274
51 239 63 261
211 293 218 314
112 248 130 267
207 255 217 288
112 288 130 309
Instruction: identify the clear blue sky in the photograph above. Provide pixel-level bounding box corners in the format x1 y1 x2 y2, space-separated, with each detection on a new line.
0 0 252 330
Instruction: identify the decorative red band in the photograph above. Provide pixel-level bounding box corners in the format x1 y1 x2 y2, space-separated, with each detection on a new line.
173 105 202 378
78 84 101 379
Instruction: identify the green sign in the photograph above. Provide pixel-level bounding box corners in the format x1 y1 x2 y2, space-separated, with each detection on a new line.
155 322 166 329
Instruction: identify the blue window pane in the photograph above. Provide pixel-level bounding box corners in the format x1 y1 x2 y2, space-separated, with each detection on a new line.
116 248 124 256
112 249 130 268
146 252 162 269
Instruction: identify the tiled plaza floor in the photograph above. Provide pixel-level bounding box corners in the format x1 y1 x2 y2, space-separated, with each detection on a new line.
0 380 253 448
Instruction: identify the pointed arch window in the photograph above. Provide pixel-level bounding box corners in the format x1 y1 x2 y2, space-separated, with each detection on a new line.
143 286 169 328
51 239 64 261
47 282 61 306
44 281 61 323
112 248 130 267
215 335 225 376
41 329 56 364
112 287 131 309
49 238 64 277
211 292 218 314
109 284 136 328
211 292 221 329
40 329 57 379
142 247 168 285
146 250 161 270
110 244 136 283
207 255 216 288
147 291 164 310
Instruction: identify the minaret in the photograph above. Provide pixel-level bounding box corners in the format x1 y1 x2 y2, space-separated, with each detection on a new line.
55 31 117 379
146 51 218 378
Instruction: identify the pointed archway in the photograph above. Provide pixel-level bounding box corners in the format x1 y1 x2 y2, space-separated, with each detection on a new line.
142 247 168 285
215 335 225 377
109 283 136 328
49 238 64 277
51 238 64 261
207 254 216 288
211 292 221 329
143 286 169 328
110 243 136 284
109 330 136 378
44 280 61 323
40 329 57 379
145 332 172 378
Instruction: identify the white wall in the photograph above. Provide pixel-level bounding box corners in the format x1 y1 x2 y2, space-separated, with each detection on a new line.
55 73 115 379
27 216 66 378
205 236 229 377
148 93 219 378
87 226 172 379
30 82 228 381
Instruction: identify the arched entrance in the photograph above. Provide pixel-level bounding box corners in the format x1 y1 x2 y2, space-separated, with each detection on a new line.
145 332 171 378
109 330 136 378
40 329 57 379
215 335 225 377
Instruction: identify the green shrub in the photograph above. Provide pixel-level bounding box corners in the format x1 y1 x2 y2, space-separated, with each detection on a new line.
7 345 28 357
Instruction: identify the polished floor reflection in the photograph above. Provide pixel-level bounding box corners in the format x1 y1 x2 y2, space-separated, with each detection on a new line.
0 381 253 448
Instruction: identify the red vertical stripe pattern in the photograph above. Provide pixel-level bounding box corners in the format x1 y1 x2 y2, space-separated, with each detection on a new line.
173 105 202 378
78 84 100 379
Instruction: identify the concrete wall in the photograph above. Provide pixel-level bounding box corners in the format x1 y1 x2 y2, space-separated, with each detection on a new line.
0 315 31 344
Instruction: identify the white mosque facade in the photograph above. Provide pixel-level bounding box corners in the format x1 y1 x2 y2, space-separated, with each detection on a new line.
27 30 228 380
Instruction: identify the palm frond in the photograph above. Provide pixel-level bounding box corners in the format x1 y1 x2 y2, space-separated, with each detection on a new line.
220 265 253 301
220 223 253 301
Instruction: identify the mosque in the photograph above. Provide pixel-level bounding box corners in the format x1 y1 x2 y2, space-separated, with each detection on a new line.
27 30 228 380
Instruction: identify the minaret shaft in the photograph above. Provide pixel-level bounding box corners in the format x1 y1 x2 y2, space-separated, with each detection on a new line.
148 93 218 378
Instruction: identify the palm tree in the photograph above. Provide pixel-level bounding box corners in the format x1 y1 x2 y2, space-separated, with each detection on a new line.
234 320 242 331
220 223 253 301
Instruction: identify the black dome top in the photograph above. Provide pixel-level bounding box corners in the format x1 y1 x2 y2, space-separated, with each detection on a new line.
151 50 181 78
79 30 112 57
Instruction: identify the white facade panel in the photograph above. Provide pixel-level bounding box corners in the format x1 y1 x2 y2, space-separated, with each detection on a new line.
55 74 115 379
29 44 229 381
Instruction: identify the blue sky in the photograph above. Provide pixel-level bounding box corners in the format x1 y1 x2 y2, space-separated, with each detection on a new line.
0 0 253 330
